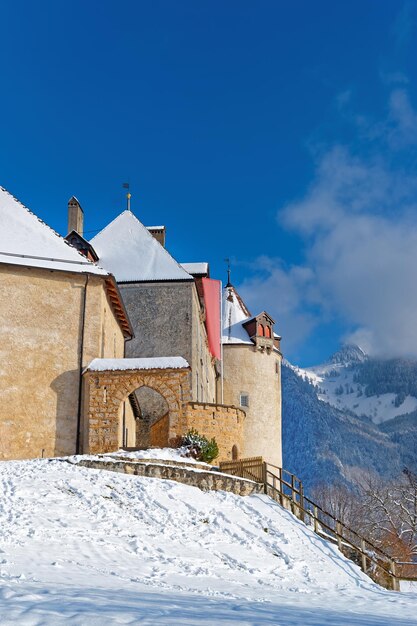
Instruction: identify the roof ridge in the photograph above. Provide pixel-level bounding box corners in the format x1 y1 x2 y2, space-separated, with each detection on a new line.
0 186 106 270
91 210 193 282
90 209 131 242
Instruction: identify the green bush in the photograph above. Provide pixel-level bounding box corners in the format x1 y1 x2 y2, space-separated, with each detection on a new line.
181 428 219 463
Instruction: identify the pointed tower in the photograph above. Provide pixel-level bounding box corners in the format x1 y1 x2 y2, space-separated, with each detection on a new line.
222 282 282 466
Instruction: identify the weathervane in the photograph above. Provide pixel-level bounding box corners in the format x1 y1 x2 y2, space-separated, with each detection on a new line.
122 182 131 212
225 257 231 286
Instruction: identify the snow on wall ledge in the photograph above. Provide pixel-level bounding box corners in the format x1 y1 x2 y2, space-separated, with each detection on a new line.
85 356 190 372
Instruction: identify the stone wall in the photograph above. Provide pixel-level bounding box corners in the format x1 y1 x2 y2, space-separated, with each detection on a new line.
73 458 263 496
118 281 217 405
120 281 194 362
83 367 191 454
150 412 169 447
180 402 245 463
0 265 126 461
222 344 282 466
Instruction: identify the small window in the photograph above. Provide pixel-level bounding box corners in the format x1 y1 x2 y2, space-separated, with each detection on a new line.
258 324 264 336
232 445 239 460
239 393 249 408
265 325 271 338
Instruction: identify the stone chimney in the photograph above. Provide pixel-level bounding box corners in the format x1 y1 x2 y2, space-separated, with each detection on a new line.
67 196 84 236
147 226 166 247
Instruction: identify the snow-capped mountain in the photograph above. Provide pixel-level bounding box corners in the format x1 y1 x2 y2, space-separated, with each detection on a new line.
282 345 417 491
288 345 417 424
328 344 368 365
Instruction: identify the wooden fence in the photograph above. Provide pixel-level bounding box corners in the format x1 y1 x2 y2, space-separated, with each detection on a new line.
219 458 417 591
219 456 265 483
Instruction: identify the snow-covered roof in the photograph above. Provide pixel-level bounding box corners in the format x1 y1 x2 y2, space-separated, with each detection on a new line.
0 186 108 276
90 211 193 283
222 285 253 345
180 262 209 276
85 356 190 373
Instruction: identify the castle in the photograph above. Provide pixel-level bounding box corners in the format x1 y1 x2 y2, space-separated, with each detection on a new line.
0 187 282 465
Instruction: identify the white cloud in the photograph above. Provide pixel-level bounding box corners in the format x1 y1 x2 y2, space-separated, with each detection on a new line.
387 89 417 147
241 89 417 358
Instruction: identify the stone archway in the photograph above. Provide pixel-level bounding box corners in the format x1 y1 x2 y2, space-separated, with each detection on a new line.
83 362 191 454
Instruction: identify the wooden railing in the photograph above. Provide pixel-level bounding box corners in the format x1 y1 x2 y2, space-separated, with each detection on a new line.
219 456 265 483
219 458 417 591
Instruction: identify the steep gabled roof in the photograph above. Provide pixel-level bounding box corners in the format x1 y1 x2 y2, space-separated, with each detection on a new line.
222 284 253 345
0 186 108 276
90 211 193 283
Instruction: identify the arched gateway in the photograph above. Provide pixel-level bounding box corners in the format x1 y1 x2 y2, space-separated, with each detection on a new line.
82 357 191 454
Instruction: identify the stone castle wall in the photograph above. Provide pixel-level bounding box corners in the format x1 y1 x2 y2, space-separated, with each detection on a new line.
222 344 282 466
180 402 245 462
83 368 191 454
0 265 125 460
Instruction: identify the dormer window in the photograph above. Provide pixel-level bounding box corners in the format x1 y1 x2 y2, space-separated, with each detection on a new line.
265 325 271 338
258 324 264 336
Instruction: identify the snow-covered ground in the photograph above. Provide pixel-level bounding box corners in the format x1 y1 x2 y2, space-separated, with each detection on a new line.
0 457 416 625
105 446 209 464
289 360 417 424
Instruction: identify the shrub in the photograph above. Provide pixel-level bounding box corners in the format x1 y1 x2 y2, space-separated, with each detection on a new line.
181 428 219 463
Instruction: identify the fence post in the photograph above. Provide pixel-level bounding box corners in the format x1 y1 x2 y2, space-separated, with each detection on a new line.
262 462 267 494
336 521 342 551
291 474 298 515
278 468 283 505
313 505 319 534
299 482 305 523
390 560 400 591
360 539 367 574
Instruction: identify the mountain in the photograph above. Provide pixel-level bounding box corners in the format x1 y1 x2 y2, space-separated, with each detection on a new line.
288 345 417 424
328 344 368 365
379 411 417 472
283 345 417 491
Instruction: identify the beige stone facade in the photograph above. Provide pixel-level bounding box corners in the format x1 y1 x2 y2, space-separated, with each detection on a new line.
0 264 127 460
182 402 245 462
222 344 282 466
82 367 191 454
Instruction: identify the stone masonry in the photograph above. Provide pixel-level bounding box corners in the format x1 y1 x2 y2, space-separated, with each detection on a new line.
181 402 245 462
83 367 191 454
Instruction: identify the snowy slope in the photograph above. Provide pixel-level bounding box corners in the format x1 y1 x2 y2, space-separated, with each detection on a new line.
1 458 416 625
282 364 403 490
289 346 417 424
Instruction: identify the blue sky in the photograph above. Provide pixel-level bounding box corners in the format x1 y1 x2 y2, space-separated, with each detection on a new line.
1 1 417 365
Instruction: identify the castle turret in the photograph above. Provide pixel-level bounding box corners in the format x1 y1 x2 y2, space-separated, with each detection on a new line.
222 283 282 466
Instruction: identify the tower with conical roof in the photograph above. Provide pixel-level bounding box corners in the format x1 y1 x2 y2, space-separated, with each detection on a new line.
222 281 282 466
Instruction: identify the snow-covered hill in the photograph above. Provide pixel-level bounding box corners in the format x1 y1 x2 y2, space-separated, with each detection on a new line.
0 457 416 625
289 345 417 424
